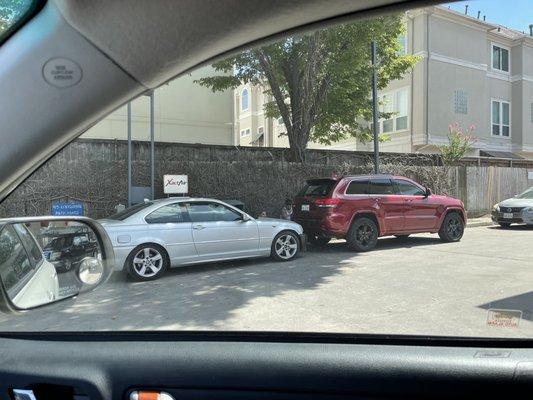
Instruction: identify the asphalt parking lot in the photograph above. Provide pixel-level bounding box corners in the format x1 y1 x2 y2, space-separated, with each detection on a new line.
0 224 531 337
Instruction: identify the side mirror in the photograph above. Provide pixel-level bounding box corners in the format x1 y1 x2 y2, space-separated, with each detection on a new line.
241 214 253 222
425 187 432 197
0 217 114 313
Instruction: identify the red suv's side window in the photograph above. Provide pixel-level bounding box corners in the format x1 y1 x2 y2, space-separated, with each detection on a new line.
394 179 425 196
368 179 395 195
346 180 369 195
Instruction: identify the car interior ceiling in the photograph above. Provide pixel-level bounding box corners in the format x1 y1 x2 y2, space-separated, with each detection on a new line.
1 0 532 399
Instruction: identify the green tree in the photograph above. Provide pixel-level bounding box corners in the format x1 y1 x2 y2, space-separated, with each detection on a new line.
0 0 31 36
196 15 418 162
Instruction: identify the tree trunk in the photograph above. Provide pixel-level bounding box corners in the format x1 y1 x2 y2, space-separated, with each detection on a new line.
286 126 309 163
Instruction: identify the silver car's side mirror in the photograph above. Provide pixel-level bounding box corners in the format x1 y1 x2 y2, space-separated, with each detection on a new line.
0 217 114 313
241 214 253 222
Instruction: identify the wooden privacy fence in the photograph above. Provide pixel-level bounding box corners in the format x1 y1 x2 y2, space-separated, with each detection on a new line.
451 166 532 216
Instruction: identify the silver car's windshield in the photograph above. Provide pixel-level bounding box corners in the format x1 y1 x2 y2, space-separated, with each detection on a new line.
517 189 533 199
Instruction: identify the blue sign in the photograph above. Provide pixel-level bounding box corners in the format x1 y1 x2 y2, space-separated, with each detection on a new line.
51 202 84 216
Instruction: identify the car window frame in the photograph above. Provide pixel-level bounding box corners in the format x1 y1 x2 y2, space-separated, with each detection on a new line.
392 179 426 197
344 179 370 196
144 202 190 224
12 224 43 270
184 201 245 223
368 178 395 196
0 224 39 300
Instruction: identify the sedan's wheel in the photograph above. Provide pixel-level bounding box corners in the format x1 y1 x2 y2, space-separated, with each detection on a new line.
126 244 168 281
438 212 464 242
346 217 378 252
271 231 300 261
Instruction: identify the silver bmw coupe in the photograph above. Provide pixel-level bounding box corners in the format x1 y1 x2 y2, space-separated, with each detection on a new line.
99 198 306 281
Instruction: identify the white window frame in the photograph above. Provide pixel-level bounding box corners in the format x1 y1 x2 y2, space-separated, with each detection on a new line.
491 42 510 74
377 86 409 134
490 98 511 138
241 87 249 111
240 128 251 137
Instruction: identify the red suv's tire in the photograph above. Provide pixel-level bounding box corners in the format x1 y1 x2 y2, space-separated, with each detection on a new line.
346 217 378 252
438 212 464 242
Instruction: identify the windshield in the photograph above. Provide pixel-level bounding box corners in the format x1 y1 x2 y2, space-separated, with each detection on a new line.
0 0 532 339
517 188 533 199
297 180 337 197
0 0 39 42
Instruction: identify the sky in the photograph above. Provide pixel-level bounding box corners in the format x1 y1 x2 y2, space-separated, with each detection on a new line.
445 0 533 33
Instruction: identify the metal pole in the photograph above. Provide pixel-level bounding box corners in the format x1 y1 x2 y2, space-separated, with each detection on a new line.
127 102 132 206
371 41 380 174
150 91 155 200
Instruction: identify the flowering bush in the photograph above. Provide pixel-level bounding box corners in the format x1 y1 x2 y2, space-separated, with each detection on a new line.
439 122 477 165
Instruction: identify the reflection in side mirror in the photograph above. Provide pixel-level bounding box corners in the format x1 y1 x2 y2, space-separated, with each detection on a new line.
0 217 114 312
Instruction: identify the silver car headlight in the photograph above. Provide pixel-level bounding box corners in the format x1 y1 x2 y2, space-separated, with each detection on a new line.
492 204 500 212
526 207 533 214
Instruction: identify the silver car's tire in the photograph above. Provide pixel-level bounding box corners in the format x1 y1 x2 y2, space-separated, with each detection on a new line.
126 244 169 281
271 231 300 262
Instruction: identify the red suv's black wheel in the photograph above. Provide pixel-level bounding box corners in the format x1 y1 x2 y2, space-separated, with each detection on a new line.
346 217 378 252
438 212 464 242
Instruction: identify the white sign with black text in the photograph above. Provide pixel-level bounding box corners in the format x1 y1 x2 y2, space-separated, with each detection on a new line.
164 175 188 194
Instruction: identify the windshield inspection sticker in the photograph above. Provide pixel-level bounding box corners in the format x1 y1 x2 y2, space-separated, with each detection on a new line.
487 309 522 328
42 58 82 88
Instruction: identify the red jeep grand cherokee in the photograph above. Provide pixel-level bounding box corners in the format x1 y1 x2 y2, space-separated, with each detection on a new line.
293 174 466 251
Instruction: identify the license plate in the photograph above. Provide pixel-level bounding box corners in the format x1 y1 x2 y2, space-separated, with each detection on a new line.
301 204 310 211
503 213 513 219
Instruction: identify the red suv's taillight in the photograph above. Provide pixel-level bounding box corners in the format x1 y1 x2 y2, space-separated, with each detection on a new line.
314 198 340 208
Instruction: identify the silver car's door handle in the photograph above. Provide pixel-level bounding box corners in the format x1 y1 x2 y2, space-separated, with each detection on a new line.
193 224 205 230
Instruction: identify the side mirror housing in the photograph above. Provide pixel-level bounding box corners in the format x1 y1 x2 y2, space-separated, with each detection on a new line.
0 217 114 313
241 214 253 222
425 187 432 197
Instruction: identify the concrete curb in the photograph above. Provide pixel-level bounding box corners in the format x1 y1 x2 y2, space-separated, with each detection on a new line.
467 220 494 228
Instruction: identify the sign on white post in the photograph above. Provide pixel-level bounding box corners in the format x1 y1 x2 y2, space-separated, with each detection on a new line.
163 175 188 194
528 171 533 180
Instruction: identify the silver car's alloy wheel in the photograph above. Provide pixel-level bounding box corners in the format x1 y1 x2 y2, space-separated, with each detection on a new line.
132 247 163 278
275 234 298 260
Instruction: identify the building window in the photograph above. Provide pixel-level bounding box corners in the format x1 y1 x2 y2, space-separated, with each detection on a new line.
397 34 407 55
454 90 468 115
241 88 249 111
378 87 409 133
492 44 509 73
252 126 265 147
491 100 510 137
240 128 251 137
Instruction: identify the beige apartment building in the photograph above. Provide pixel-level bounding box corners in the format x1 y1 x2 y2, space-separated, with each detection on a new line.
234 6 533 159
82 6 533 160
81 66 234 144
